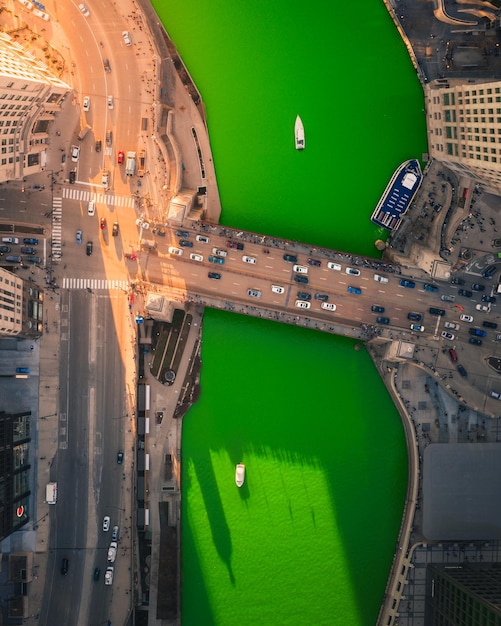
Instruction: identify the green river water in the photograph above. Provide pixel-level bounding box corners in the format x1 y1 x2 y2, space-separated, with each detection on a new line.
152 0 427 624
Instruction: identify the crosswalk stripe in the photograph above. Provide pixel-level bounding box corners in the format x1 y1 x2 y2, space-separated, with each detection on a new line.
62 278 129 290
62 186 134 208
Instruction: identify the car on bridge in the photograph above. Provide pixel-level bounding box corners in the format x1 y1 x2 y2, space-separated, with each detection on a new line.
410 324 424 332
283 254 297 263
347 286 361 295
242 255 256 264
293 264 308 274
376 317 390 325
197 235 210 244
458 289 473 297
441 331 455 340
346 267 360 276
271 285 285 294
295 300 310 309
247 289 261 298
372 305 385 313
407 312 422 321
297 291 311 301
212 247 227 257
399 279 415 288
471 283 485 291
307 258 321 267
294 275 308 284
208 255 224 265
227 240 244 250
374 274 388 283
327 262 342 271
208 272 221 280
424 283 438 292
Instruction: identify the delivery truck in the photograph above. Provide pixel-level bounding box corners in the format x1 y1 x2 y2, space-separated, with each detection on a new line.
125 151 136 176
138 150 145 177
46 482 57 504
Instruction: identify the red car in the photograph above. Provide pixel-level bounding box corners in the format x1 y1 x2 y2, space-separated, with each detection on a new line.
117 150 124 164
100 217 106 230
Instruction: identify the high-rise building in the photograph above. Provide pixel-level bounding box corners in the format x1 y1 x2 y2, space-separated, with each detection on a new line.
0 267 43 338
425 78 501 193
0 31 70 182
0 410 31 542
426 563 501 625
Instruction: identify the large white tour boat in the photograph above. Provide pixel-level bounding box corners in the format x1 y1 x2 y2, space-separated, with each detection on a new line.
295 116 305 150
235 463 245 487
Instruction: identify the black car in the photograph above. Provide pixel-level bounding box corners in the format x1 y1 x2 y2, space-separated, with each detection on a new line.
0 246 11 253
179 240 193 248
429 307 446 316
407 312 422 321
176 230 189 239
458 289 473 297
95 140 102 153
297 292 311 301
93 567 101 581
20 247 35 255
117 450 124 464
283 254 297 263
471 283 485 292
483 321 498 329
294 275 308 284
376 316 390 325
61 558 69 575
371 305 385 313
457 365 468 378
23 238 39 245
112 222 119 237
69 170 76 184
103 58 111 73
450 277 465 285
86 241 93 256
208 272 221 280
424 283 438 292
483 265 496 278
314 293 329 301
307 258 321 267
482 295 496 303
469 337 483 346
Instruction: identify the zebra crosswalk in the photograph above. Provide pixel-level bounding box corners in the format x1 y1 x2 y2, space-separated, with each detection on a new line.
52 197 62 261
62 187 136 209
62 278 129 291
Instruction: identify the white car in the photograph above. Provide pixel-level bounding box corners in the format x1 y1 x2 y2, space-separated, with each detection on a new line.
107 541 117 563
212 248 227 257
293 265 308 274
122 30 132 46
271 285 285 294
102 516 110 532
247 289 261 298
83 96 90 112
101 170 110 187
346 267 360 276
18 0 34 9
190 253 203 262
71 145 80 162
441 331 455 340
78 3 90 16
327 262 342 271
321 302 336 311
87 200 95 216
476 303 491 312
104 567 114 586
242 255 256 264
410 324 424 332
107 96 114 110
168 246 183 256
444 322 459 330
196 235 209 243
374 274 388 283
295 300 311 309
33 8 49 20
460 314 473 323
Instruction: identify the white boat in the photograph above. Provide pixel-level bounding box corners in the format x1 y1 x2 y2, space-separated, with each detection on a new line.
295 116 305 150
235 463 245 487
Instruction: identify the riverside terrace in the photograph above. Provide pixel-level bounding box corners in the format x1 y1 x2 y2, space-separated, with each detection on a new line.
137 220 501 418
